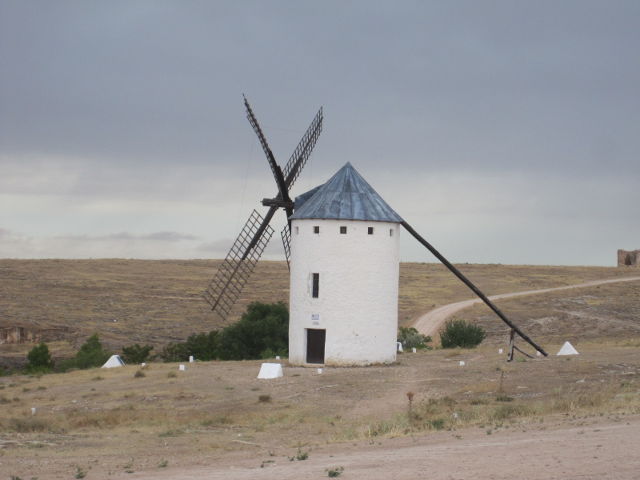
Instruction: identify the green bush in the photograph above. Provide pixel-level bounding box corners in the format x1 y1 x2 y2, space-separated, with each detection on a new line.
439 319 486 348
160 302 288 362
26 342 54 373
73 334 111 369
397 327 431 350
217 302 288 360
121 344 154 364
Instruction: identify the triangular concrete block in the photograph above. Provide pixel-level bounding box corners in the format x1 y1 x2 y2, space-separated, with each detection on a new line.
556 341 579 356
102 354 126 368
257 363 283 379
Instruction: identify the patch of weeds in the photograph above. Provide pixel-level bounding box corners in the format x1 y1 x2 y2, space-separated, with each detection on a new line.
486 429 492 435
37 386 46 391
201 415 231 427
428 418 446 430
224 386 234 391
470 398 489 405
0 395 10 404
74 465 87 479
167 371 177 378
326 466 344 477
496 394 514 402
134 370 146 378
8 417 54 433
10 476 23 480
159 429 184 437
158 459 169 468
289 448 309 461
123 459 134 473
91 376 103 381
260 460 275 468
258 394 272 403
22 387 31 393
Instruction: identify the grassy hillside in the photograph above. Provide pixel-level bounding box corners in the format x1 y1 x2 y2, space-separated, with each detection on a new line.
0 259 637 362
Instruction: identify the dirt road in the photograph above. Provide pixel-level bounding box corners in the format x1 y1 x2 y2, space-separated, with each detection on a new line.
120 416 640 479
412 276 640 339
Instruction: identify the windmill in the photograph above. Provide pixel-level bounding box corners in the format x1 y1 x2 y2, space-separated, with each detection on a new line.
205 98 548 360
203 96 323 319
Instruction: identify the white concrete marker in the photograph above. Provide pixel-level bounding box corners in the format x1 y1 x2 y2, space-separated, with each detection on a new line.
459 361 465 366
536 351 542 357
317 368 323 374
275 356 280 360
397 342 403 352
31 407 36 415
412 347 417 353
179 364 186 371
498 348 503 354
189 356 194 363
557 341 579 356
141 362 146 367
257 363 283 379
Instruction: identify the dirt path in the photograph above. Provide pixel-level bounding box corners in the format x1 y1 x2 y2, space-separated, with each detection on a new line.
117 416 640 479
412 276 640 339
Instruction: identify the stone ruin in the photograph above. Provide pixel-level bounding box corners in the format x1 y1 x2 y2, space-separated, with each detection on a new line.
0 325 71 345
618 249 640 267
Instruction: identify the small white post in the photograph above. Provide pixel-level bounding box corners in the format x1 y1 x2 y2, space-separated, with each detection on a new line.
317 368 323 374
412 347 417 353
275 355 280 360
31 407 36 416
397 342 403 352
189 356 194 363
498 348 503 354
459 360 465 366
179 364 186 371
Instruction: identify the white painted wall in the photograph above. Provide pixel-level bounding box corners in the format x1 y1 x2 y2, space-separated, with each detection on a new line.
288 218 400 366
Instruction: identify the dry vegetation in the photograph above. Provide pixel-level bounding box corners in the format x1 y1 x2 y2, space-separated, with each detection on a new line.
0 343 638 479
1 259 639 478
1 259 636 361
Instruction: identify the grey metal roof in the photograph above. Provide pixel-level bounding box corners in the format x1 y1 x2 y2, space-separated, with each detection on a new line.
290 162 403 223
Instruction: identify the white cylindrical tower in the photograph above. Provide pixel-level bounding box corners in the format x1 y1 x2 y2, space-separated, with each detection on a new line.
288 163 402 366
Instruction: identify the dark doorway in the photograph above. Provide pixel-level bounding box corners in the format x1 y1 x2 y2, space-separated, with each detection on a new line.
306 329 326 364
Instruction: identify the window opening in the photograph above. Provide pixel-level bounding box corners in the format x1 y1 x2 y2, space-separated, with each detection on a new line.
295 226 299 235
340 226 347 234
389 228 394 237
368 227 374 235
314 226 320 234
312 273 319 298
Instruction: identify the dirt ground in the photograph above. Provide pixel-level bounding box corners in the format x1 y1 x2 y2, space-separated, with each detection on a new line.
1 341 639 479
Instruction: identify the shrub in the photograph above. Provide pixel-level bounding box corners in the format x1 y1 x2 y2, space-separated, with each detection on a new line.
26 342 54 373
121 344 154 364
159 342 189 362
74 334 111 369
217 302 288 360
439 319 486 349
397 327 431 350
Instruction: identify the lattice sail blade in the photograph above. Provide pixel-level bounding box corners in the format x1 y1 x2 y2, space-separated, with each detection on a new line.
281 224 291 271
203 209 275 320
283 106 323 188
243 96 286 194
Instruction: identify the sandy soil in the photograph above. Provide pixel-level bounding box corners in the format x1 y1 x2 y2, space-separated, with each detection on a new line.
412 276 640 339
115 416 640 480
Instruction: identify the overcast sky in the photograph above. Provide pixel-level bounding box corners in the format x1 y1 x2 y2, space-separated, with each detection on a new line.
1 0 638 265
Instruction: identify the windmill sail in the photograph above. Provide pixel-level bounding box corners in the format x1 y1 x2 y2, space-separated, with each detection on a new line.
204 96 323 319
283 107 323 188
281 224 291 271
204 209 275 319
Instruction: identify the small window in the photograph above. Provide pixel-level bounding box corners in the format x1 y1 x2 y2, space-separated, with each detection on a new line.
340 226 347 234
295 226 299 235
313 226 320 234
312 273 319 298
368 227 374 235
389 228 394 237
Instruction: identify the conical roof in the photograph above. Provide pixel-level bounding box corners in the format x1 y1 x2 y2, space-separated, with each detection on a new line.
290 163 402 223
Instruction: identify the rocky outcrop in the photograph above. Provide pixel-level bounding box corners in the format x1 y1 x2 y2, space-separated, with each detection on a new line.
0 325 71 345
618 249 640 267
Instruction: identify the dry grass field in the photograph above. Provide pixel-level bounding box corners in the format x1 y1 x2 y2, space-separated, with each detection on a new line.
1 259 639 478
1 259 637 361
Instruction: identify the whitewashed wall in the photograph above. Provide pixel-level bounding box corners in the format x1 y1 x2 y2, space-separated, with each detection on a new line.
288 218 400 366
